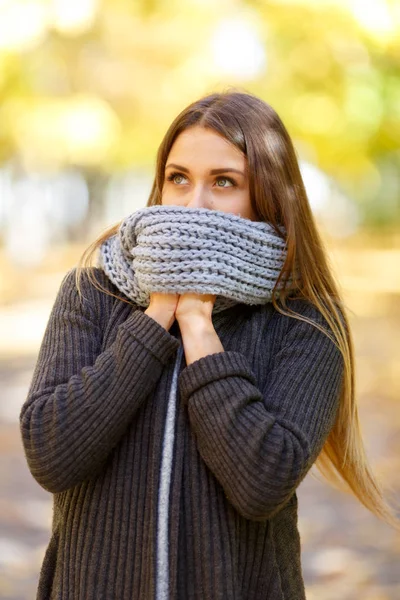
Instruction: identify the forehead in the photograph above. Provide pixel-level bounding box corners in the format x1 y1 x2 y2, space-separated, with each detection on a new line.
168 127 245 164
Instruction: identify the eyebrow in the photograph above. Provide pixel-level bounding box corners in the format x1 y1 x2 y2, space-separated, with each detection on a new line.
165 163 245 176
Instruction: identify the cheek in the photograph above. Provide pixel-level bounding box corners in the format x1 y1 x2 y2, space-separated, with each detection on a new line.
161 185 172 204
233 197 254 219
161 189 184 206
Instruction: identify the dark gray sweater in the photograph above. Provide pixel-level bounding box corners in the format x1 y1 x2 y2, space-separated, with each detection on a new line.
20 267 343 599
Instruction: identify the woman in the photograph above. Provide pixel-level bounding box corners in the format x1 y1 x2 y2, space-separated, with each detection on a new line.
20 90 398 599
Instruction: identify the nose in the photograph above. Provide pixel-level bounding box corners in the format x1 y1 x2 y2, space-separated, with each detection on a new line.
185 183 211 209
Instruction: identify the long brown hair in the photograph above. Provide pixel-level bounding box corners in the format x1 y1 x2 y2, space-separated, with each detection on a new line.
76 90 399 529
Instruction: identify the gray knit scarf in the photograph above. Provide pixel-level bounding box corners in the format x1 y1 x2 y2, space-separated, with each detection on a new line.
98 205 287 314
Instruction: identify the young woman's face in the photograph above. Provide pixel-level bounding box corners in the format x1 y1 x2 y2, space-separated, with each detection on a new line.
161 126 258 221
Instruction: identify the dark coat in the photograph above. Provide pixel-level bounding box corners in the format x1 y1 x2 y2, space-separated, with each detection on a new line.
20 267 343 599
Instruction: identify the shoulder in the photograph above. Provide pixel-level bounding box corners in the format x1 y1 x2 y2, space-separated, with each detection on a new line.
56 266 136 316
58 265 116 297
268 296 345 357
278 296 344 330
237 298 334 336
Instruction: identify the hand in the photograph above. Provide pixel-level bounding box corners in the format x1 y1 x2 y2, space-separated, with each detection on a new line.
175 293 216 323
145 292 179 331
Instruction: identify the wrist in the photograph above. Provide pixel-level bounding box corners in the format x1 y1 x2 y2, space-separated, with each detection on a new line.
177 314 214 335
144 307 175 331
177 316 223 365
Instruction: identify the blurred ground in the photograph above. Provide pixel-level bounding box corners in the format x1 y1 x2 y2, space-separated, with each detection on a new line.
0 237 399 600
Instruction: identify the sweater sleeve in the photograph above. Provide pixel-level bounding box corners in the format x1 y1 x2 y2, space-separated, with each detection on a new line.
178 302 344 521
20 267 180 494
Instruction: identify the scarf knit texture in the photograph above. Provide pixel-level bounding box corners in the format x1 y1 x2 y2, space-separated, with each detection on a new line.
98 204 288 314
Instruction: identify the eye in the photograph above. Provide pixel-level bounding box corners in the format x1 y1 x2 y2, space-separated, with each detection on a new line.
166 171 187 185
165 171 237 188
216 177 235 188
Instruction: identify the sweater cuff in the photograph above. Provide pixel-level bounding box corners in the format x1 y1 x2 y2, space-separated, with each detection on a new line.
120 309 180 365
179 351 257 406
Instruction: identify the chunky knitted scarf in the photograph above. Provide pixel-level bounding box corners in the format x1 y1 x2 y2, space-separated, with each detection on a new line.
98 205 288 314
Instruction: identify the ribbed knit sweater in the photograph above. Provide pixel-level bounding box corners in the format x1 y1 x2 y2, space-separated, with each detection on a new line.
20 266 343 600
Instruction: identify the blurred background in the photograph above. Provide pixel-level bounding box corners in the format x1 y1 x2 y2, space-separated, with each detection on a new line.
0 0 399 598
